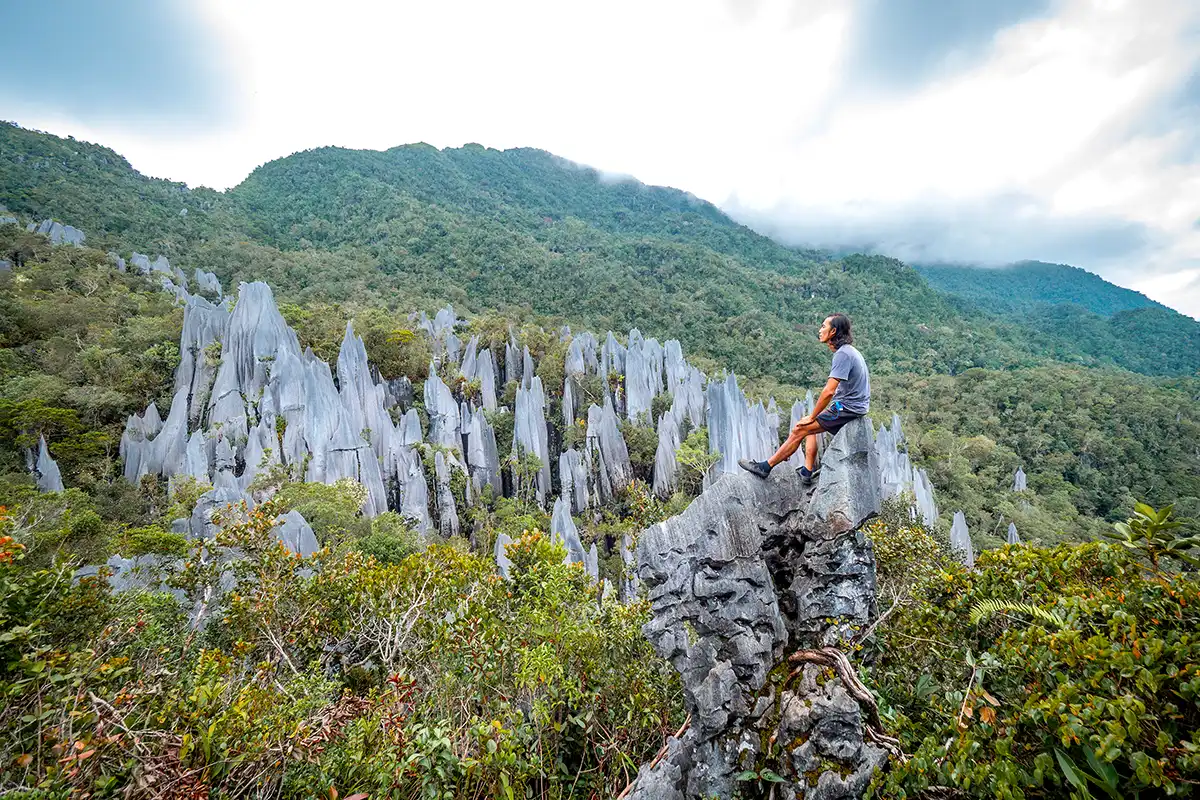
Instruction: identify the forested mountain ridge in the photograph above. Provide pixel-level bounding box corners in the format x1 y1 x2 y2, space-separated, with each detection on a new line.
915 260 1200 375
917 260 1169 316
4 121 1198 382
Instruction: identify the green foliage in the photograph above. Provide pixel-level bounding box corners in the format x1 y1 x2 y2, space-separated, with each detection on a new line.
865 516 1200 798
354 512 422 564
676 426 717 497
966 598 1067 630
875 366 1200 545
0 498 681 798
1104 502 1200 572
274 478 370 545
620 418 659 482
917 261 1200 377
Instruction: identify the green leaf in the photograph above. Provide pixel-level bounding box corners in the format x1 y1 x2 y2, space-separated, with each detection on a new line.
1056 749 1093 798
760 770 786 783
736 770 759 782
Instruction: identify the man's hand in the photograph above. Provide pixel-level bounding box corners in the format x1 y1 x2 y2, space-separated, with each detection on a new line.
794 417 812 434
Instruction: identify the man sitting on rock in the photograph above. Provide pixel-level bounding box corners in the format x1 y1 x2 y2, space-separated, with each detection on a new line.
739 313 870 485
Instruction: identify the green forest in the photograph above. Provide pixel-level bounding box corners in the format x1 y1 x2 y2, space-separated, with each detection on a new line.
0 121 1198 797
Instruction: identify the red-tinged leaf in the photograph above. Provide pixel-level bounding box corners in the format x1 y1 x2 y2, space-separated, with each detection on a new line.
78 749 96 760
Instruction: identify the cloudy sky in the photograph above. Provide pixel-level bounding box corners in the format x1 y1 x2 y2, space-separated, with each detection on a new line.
5 0 1199 317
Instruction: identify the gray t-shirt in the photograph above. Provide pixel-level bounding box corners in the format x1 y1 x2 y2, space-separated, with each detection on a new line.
829 345 870 415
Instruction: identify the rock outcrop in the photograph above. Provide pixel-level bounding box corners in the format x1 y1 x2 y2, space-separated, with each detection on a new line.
31 435 65 492
28 219 85 246
950 510 974 567
625 417 888 799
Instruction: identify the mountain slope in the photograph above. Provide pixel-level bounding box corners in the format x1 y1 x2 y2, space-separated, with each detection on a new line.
916 261 1168 316
916 261 1200 375
2 122 1198 381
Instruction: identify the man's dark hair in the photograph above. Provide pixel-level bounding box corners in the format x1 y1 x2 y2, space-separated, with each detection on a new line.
828 313 853 348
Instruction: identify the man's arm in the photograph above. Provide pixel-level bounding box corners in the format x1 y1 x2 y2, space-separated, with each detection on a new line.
799 376 840 426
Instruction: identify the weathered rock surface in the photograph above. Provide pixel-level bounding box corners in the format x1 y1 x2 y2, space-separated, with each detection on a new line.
585 397 631 505
1012 467 1027 492
31 435 64 492
626 417 887 799
1007 522 1021 546
29 219 85 246
950 510 974 567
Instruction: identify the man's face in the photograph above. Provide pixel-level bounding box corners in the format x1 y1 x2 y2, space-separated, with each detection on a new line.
818 317 833 343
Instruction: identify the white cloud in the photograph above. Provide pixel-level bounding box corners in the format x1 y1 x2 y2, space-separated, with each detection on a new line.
7 0 1199 318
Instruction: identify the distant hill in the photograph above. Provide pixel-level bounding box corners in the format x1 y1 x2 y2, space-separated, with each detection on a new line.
915 261 1168 316
916 261 1199 375
2 121 1198 378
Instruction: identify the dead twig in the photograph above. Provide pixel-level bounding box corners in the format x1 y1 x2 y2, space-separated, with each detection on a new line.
614 714 691 800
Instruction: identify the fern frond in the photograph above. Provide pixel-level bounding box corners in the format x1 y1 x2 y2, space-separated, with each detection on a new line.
968 598 1066 629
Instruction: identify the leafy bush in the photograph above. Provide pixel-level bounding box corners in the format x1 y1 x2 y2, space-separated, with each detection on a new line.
865 507 1200 798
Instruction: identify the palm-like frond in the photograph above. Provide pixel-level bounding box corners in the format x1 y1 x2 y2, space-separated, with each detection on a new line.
968 599 1067 629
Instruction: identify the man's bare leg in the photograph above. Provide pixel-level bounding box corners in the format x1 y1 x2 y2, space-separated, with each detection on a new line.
766 422 824 467
804 432 819 472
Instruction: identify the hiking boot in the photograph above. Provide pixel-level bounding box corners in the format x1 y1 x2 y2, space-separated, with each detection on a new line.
799 465 821 486
738 458 773 479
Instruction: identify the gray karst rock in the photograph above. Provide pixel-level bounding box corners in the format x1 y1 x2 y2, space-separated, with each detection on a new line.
600 330 626 381
183 430 210 483
31 435 65 492
706 373 779 475
585 542 599 584
0 212 18 226
625 417 887 799
504 331 522 386
551 497 586 564
874 414 939 525
950 511 974 567
512 375 552 505
171 263 189 290
277 510 320 556
475 348 498 411
912 469 938 526
652 403 684 499
423 367 462 455
175 294 230 424
459 335 479 379
0 259 11 273
625 329 665 424
559 449 589 514
107 251 126 272
1012 467 1027 492
398 408 423 446
675 365 707 429
494 531 514 579
193 268 222 297
434 451 461 538
31 219 86 246
585 397 632 505
520 346 535 390
394 446 432 534
384 376 415 411
664 339 687 394
239 419 281 491
463 407 502 496
602 579 616 603
620 533 638 602
338 322 395 462
1007 521 1021 546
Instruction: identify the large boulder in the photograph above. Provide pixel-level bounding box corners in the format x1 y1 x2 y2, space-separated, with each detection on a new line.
626 416 888 799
